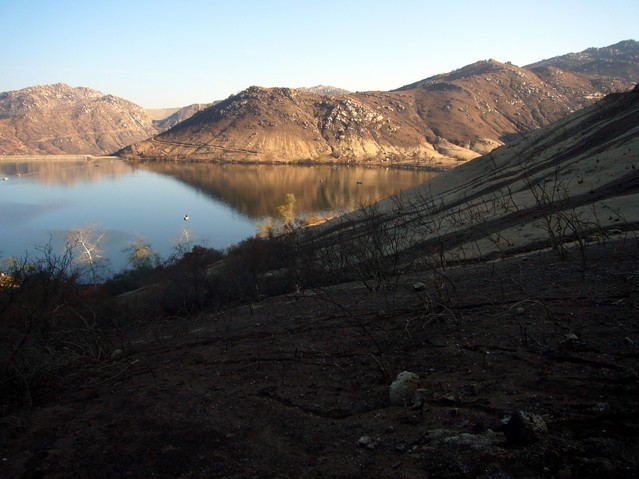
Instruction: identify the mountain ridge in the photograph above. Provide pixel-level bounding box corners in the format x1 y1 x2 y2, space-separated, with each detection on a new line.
118 40 638 166
1 40 637 160
309 84 639 266
0 83 157 155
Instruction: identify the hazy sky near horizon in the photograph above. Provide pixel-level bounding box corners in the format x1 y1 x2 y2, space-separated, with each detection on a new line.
1 0 637 108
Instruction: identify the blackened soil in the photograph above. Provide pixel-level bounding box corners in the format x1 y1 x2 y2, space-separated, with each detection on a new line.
2 241 638 478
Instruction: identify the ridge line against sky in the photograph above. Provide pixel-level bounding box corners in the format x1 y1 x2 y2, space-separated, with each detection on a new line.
1 0 638 108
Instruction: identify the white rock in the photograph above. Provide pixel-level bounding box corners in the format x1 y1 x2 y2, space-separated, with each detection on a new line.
358 435 373 448
412 282 426 292
110 349 125 361
389 371 420 405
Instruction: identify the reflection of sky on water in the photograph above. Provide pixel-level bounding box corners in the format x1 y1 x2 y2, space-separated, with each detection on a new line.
1 159 436 277
0 199 74 225
0 161 256 274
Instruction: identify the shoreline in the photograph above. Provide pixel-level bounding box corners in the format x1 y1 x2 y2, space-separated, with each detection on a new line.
0 155 119 162
127 156 454 173
0 154 454 172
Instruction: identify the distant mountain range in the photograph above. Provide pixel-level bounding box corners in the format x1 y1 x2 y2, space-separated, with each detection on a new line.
0 84 211 156
1 40 637 161
148 103 213 131
118 40 639 166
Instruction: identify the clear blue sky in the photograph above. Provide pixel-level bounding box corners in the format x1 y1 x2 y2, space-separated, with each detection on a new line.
1 0 637 108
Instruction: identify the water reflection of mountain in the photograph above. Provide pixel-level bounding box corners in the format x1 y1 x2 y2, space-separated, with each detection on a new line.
138 162 437 219
0 158 133 186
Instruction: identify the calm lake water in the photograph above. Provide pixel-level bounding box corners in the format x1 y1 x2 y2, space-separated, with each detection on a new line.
0 158 437 276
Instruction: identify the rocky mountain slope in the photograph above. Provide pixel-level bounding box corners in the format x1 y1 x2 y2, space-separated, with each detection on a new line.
2 41 636 160
0 83 158 155
119 41 638 166
309 85 639 264
526 39 639 91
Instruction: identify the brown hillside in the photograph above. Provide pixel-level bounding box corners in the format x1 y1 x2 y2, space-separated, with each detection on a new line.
121 86 449 166
119 41 638 167
396 59 580 145
526 39 639 93
0 84 158 155
311 85 639 263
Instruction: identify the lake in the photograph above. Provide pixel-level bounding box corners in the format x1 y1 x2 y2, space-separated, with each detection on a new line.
0 158 437 276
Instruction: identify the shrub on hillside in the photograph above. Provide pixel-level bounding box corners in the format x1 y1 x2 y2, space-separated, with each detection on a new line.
0 245 113 408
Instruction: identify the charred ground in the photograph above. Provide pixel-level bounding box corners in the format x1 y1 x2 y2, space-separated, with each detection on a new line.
1 238 638 478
